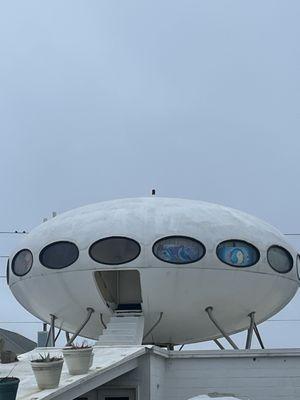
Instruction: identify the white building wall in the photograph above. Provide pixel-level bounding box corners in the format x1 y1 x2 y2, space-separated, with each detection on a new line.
77 348 300 400
149 353 167 400
100 353 151 400
162 350 300 400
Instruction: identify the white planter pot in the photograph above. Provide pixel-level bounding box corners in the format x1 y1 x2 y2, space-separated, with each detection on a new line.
31 359 64 390
62 347 93 375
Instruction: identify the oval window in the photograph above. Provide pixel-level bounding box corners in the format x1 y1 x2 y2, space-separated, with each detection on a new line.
6 260 9 285
267 245 293 273
217 240 260 267
40 241 79 269
12 249 33 276
153 236 205 264
89 236 141 265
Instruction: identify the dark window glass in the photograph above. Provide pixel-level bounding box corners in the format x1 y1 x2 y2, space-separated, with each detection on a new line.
105 398 129 400
89 237 140 265
267 245 293 273
153 236 205 264
40 241 79 269
6 260 9 285
12 249 33 276
217 240 260 267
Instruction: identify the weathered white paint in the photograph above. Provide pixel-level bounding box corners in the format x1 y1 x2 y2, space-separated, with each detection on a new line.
0 346 146 400
2 346 300 400
8 198 299 344
87 347 300 400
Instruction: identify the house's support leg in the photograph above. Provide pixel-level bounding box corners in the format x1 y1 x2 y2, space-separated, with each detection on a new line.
245 312 255 349
254 322 265 349
205 307 239 350
214 339 225 350
66 308 94 346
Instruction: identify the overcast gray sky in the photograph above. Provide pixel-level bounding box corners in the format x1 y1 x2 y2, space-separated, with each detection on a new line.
0 1 300 348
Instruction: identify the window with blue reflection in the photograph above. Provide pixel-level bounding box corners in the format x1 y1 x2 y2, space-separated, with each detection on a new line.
217 240 259 267
153 236 205 264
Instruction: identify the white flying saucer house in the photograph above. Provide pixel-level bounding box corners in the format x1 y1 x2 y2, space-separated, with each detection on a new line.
7 197 299 350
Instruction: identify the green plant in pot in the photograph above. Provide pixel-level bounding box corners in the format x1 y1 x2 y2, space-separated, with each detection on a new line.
62 342 93 375
31 353 64 390
0 365 20 400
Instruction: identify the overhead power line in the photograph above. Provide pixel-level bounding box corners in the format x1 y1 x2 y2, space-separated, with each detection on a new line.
0 321 40 324
0 231 27 234
0 230 299 236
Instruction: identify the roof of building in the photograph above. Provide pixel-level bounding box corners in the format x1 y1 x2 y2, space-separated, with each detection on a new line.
1 345 298 400
0 328 36 355
1 345 146 400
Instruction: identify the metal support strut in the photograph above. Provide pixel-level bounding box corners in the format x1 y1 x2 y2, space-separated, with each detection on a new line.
66 307 95 346
45 314 56 347
254 322 265 349
205 307 239 350
214 339 225 350
246 312 255 349
65 331 71 343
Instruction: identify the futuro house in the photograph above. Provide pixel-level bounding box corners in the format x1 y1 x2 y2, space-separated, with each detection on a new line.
7 198 299 345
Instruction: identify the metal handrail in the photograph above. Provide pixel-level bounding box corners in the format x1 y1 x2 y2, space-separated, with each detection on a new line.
205 307 239 350
100 313 107 330
66 307 94 346
143 312 163 340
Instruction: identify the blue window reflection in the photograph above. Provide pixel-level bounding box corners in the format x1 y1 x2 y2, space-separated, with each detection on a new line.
217 240 259 267
153 236 205 264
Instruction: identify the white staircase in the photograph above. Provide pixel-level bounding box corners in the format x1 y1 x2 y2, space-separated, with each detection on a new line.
96 311 145 346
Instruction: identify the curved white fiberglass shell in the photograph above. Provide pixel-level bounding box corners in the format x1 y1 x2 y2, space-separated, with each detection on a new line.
8 198 299 345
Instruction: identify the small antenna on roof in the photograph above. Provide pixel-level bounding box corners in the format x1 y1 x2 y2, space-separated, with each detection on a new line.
152 189 156 196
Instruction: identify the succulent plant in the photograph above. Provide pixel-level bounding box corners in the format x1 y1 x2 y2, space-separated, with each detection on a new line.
31 353 63 363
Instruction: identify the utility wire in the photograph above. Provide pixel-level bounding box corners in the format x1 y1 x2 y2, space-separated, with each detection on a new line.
0 321 40 324
0 231 299 236
0 231 27 234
